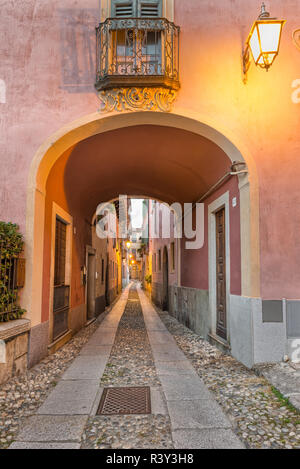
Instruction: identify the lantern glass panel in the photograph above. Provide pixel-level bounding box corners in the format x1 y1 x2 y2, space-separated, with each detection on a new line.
249 26 261 62
258 22 282 53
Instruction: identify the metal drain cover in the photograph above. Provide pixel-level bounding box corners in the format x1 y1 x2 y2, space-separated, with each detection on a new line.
97 387 151 415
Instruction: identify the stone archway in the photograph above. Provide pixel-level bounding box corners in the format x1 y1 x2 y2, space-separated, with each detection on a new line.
23 109 260 335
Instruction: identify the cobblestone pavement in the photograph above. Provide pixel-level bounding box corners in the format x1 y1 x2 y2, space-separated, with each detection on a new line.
157 309 300 449
0 313 107 449
81 287 173 449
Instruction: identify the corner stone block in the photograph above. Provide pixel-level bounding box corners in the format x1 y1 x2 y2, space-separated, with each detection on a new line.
13 354 28 375
0 339 5 363
14 333 29 358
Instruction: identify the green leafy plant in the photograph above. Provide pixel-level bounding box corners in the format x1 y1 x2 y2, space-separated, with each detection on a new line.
145 274 152 285
0 222 26 322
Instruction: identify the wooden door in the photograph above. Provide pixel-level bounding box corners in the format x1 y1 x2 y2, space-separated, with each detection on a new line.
215 208 227 340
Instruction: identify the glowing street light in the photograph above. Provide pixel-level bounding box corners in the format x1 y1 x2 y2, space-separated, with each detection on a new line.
243 3 285 80
126 241 131 249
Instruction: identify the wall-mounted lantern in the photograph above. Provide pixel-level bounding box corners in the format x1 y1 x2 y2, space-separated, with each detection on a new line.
243 3 286 81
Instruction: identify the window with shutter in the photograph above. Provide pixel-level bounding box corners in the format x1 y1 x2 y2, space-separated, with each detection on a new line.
112 0 135 17
111 0 162 18
138 1 162 18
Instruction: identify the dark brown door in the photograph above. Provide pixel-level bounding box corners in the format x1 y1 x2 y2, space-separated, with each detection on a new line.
215 208 227 340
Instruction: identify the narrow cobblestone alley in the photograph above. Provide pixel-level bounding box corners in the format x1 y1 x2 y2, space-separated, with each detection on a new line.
1 284 299 450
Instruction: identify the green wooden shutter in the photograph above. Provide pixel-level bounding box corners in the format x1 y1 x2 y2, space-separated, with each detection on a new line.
111 0 162 17
112 0 135 17
138 0 162 17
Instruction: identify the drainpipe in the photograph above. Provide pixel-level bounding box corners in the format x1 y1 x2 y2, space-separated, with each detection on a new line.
177 161 248 225
197 162 248 204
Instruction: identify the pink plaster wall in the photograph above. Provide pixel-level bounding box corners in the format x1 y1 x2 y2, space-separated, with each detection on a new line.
0 0 300 299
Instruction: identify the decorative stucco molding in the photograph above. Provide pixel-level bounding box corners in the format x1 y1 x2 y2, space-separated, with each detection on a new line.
98 87 177 113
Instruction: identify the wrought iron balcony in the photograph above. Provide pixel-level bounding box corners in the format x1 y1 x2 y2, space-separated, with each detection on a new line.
95 17 180 94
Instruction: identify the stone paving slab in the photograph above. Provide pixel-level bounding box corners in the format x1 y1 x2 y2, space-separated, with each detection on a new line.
14 415 88 442
143 320 168 331
9 442 81 449
86 331 117 346
91 327 118 335
167 399 232 430
172 429 245 449
289 395 300 410
147 331 177 345
159 374 213 401
155 360 196 376
79 345 112 356
37 399 94 416
37 380 99 415
152 348 187 362
61 356 107 380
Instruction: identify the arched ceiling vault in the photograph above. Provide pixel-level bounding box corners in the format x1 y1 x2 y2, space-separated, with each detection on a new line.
48 125 233 219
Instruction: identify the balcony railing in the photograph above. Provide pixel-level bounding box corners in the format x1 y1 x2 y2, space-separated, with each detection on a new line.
0 239 25 322
95 17 180 92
